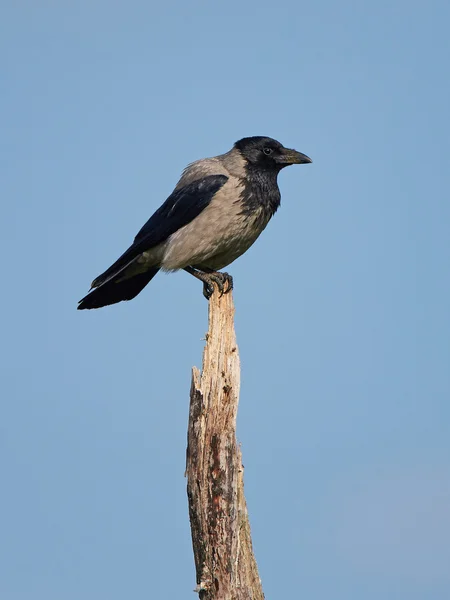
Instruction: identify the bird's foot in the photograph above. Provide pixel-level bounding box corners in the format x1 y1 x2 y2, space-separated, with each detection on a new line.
202 271 233 300
202 280 214 300
184 266 233 300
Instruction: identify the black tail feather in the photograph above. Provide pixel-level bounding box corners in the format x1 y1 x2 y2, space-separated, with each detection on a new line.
77 268 160 310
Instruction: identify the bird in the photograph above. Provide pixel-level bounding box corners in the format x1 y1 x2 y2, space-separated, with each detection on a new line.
77 136 312 309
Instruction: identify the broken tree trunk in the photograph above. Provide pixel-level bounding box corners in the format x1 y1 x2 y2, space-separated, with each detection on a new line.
186 289 264 600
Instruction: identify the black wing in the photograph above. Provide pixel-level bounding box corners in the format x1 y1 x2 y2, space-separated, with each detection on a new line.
91 174 228 287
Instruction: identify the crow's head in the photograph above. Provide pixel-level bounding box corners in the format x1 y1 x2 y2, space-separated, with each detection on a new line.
234 136 312 172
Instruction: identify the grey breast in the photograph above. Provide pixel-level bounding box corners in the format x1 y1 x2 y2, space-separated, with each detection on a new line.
160 151 272 272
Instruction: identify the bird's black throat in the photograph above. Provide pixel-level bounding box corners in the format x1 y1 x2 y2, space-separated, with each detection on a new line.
238 165 281 221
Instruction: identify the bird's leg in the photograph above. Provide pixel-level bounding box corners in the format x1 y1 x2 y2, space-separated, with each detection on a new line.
184 267 233 300
184 267 215 299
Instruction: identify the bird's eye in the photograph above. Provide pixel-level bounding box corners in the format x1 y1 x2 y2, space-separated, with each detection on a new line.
263 147 273 155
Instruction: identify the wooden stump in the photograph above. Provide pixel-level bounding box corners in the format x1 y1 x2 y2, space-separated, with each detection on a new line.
186 289 264 600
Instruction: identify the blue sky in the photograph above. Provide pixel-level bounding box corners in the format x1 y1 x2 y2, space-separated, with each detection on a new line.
1 1 449 598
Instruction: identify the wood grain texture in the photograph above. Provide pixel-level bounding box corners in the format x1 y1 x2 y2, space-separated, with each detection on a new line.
186 289 264 600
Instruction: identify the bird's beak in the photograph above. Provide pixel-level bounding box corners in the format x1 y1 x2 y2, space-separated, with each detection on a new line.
278 148 312 165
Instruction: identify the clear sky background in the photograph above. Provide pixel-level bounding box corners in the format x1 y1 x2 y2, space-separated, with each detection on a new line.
1 1 449 599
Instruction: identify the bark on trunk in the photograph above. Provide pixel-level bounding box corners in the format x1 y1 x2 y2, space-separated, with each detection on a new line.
186 289 264 600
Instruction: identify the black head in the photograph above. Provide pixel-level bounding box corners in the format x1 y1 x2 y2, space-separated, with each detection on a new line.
234 136 312 172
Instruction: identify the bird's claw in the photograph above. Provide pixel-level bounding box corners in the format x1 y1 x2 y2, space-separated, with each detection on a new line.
202 281 215 300
202 272 233 300
221 272 233 295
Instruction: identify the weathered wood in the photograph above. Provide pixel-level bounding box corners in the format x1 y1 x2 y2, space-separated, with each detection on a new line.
186 289 264 600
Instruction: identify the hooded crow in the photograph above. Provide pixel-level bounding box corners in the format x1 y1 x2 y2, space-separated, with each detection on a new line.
77 136 311 309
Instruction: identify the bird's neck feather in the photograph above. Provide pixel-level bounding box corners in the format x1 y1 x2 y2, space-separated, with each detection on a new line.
239 167 281 218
